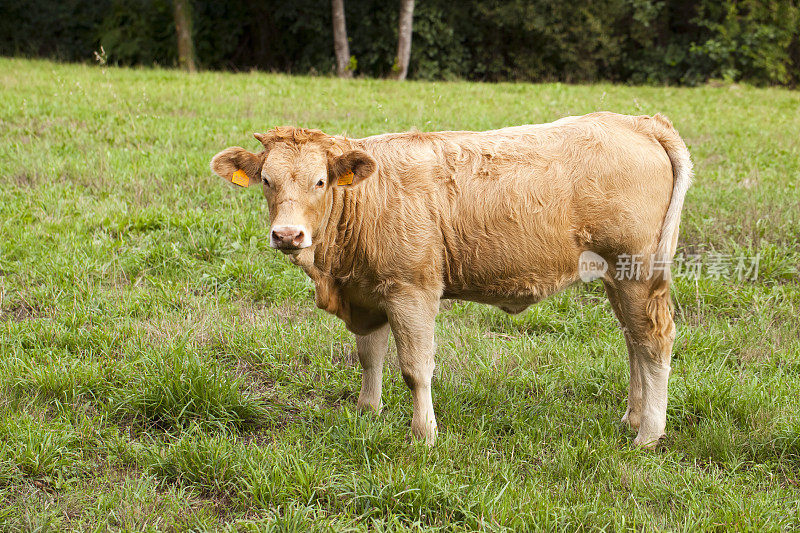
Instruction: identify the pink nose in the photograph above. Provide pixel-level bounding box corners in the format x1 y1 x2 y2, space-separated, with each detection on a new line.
271 227 305 248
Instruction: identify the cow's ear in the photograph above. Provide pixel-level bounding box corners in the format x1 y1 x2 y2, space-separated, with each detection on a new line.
328 149 377 187
210 147 264 188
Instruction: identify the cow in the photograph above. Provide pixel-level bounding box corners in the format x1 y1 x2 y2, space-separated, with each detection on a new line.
210 112 693 447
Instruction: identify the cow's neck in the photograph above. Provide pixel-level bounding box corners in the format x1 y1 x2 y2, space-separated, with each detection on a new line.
289 183 364 326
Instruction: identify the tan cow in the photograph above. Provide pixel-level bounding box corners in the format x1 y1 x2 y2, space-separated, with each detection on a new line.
211 112 692 447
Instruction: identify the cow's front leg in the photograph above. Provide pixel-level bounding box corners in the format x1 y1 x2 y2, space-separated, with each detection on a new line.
386 294 439 445
356 323 390 412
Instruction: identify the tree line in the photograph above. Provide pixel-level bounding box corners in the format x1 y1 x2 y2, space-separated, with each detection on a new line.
1 0 798 86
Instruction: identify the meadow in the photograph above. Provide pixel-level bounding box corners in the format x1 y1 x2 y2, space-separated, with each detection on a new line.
0 58 799 531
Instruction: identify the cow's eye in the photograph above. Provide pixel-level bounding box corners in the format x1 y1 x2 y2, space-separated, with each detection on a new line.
261 176 270 187
316 179 326 188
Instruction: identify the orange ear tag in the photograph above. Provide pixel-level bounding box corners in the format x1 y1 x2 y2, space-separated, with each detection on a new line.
337 171 354 186
231 169 249 187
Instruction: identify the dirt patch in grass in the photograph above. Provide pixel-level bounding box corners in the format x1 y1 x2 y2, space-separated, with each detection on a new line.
138 314 218 348
232 358 277 397
244 300 316 325
0 299 46 321
135 300 318 349
5 171 42 188
227 356 320 432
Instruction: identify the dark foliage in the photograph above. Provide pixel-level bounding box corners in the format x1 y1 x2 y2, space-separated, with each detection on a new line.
1 0 797 85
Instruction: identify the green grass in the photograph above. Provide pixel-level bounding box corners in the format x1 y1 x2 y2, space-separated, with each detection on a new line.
1 57 799 531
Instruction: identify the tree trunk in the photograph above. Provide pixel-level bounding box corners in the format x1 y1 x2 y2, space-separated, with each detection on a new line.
393 0 415 80
331 0 352 78
173 0 196 72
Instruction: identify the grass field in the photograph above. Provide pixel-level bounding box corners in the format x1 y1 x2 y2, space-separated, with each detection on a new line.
1 58 799 531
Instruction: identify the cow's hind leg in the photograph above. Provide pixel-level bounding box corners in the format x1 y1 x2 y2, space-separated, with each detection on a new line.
611 279 676 447
604 281 642 430
356 323 390 412
386 293 439 445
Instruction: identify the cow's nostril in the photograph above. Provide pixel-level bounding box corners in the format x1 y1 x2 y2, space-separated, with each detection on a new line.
271 227 305 248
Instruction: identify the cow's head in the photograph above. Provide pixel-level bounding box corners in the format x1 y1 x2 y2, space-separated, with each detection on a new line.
211 127 376 254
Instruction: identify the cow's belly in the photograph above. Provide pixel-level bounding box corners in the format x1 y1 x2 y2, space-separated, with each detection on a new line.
441 200 584 305
441 261 582 310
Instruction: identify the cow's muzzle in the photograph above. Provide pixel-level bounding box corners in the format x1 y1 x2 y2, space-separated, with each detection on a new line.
270 224 311 253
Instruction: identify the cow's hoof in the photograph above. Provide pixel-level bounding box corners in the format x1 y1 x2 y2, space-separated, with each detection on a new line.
621 408 641 430
411 422 437 446
356 398 382 414
632 432 665 448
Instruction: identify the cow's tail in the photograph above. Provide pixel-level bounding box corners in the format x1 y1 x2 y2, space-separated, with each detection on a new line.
647 114 693 283
639 114 693 339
